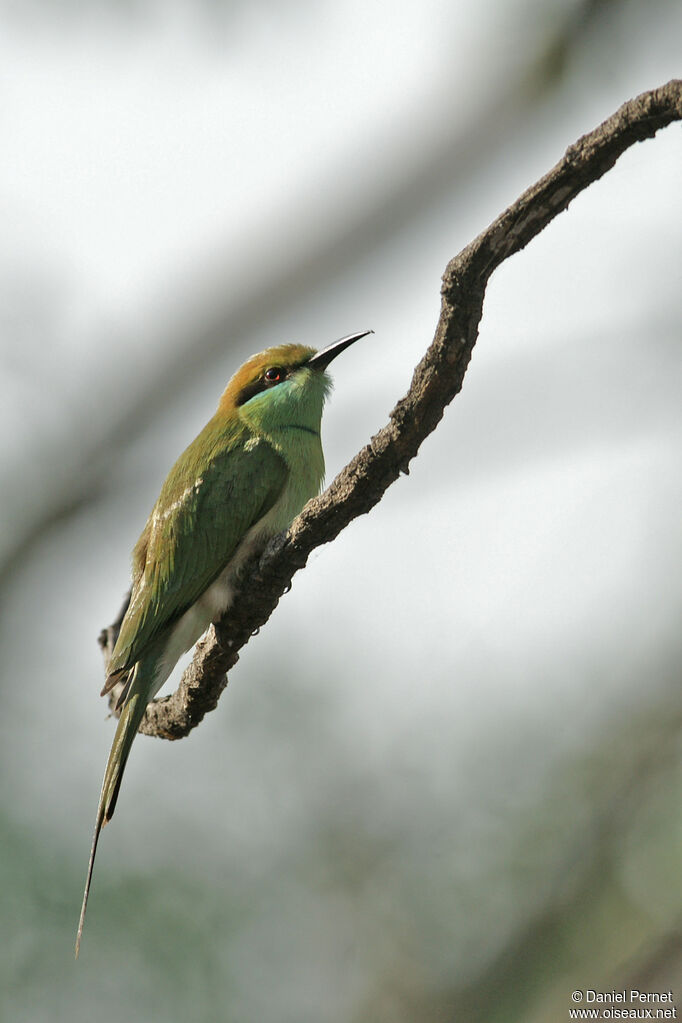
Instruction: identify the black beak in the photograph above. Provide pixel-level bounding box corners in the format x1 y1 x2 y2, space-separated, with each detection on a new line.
307 330 373 372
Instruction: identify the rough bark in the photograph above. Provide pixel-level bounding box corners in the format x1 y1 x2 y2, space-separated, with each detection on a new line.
98 79 682 740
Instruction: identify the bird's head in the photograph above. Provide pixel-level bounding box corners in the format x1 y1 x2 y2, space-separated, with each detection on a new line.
219 331 372 434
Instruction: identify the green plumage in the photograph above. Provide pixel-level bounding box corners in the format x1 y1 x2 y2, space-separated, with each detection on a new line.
76 331 370 958
109 417 288 676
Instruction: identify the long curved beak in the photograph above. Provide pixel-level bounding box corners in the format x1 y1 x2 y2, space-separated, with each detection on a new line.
307 330 373 372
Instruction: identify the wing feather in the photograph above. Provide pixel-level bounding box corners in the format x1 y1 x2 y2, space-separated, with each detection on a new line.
108 418 287 674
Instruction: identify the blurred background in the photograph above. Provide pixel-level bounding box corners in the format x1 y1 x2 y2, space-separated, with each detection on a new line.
1 1 680 1020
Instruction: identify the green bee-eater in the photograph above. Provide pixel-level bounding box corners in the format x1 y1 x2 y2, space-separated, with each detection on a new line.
75 330 371 956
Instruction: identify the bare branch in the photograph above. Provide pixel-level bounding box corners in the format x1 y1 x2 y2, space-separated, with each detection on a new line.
99 79 681 740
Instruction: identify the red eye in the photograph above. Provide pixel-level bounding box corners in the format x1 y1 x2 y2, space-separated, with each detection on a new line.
264 367 283 383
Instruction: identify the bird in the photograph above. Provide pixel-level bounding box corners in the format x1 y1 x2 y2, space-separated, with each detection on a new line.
75 329 372 957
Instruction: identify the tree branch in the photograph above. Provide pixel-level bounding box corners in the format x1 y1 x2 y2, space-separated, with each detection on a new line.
99 79 682 740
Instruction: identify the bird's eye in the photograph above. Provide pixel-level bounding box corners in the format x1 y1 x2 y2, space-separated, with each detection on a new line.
264 367 283 383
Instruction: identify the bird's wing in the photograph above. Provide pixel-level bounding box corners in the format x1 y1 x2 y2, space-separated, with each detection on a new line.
108 419 288 674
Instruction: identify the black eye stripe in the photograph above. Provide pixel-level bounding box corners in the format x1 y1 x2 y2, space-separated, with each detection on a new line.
235 364 299 406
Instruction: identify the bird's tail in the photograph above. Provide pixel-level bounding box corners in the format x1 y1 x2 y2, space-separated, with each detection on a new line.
75 666 149 958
